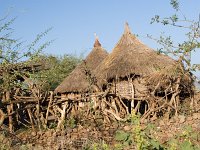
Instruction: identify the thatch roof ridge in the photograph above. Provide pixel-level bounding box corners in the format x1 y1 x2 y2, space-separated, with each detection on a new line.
55 37 108 93
94 23 177 86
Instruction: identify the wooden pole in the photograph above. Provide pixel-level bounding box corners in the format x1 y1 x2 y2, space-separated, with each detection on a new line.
131 82 135 110
7 104 13 132
57 101 68 130
45 91 53 126
0 109 5 127
36 102 41 130
27 108 35 130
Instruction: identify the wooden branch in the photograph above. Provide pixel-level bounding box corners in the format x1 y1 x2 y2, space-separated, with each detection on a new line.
104 109 126 121
27 108 35 130
45 91 53 125
134 101 141 113
118 96 129 114
18 120 30 128
57 102 68 130
55 105 63 114
131 82 135 108
102 99 116 111
7 104 13 132
0 109 6 127
112 98 119 116
114 97 126 115
151 81 161 96
36 102 41 130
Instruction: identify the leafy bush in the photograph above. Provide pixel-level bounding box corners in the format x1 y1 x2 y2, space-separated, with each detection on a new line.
30 54 81 91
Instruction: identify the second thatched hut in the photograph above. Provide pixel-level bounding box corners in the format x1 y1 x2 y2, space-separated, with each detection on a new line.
55 37 108 100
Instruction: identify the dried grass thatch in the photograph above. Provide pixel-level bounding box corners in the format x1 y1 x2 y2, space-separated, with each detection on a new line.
147 62 193 94
55 37 108 93
94 23 177 86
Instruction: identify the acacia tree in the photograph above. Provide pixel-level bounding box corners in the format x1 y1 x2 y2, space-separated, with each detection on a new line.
149 0 200 73
0 16 53 98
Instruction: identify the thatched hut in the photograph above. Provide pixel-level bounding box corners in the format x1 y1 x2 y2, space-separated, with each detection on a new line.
55 37 108 100
93 23 190 119
94 23 176 98
53 37 109 128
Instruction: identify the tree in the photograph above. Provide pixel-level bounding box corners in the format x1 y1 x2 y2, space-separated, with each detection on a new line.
30 54 80 91
0 16 53 97
149 0 200 73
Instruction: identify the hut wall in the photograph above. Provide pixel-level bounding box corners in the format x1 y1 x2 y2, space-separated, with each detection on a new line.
112 78 148 99
115 81 132 99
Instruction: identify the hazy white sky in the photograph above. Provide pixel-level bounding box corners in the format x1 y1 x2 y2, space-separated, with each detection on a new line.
0 0 200 77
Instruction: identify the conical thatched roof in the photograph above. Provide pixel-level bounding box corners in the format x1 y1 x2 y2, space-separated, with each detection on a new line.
55 37 108 93
94 23 177 86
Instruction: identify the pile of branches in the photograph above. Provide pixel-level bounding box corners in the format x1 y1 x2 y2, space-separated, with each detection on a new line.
0 60 52 132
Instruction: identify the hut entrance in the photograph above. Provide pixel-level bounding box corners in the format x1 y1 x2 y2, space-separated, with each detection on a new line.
121 99 148 114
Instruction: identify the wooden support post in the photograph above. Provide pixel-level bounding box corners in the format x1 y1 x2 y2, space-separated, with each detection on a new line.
0 109 5 127
57 101 68 130
27 108 35 130
7 104 13 132
144 102 148 114
131 82 135 110
112 98 119 116
114 97 125 115
45 91 54 126
174 95 180 117
118 96 129 114
134 101 141 113
36 102 41 130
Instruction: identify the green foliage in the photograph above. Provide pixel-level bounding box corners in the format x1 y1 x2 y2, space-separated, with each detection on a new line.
0 16 52 93
150 0 200 73
131 111 146 150
115 130 130 141
68 117 77 128
170 0 179 11
64 117 78 128
91 141 110 150
0 14 80 94
114 111 164 150
115 130 132 147
180 140 194 150
114 112 199 150
83 140 110 150
48 121 57 129
164 125 200 150
30 54 80 91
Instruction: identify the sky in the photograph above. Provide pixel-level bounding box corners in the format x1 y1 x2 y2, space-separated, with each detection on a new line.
0 0 200 77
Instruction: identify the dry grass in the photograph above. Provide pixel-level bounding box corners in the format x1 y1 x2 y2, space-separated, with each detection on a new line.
55 39 108 93
147 62 192 92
